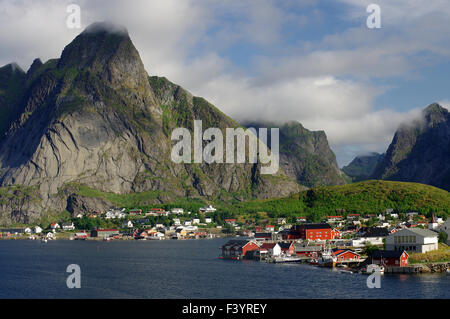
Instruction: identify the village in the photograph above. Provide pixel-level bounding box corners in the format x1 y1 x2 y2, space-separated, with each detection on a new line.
1 206 450 275
219 211 450 275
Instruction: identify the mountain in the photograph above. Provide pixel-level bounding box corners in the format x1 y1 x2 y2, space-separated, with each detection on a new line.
342 152 384 182
0 22 300 225
243 121 348 188
373 103 450 191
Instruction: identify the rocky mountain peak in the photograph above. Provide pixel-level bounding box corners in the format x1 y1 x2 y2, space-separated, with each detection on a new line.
423 103 449 126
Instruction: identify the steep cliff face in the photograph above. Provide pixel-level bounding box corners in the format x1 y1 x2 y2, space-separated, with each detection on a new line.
342 152 384 182
373 103 450 190
0 22 300 224
243 121 348 188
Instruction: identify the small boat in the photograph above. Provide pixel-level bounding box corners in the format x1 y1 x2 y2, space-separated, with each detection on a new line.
103 237 111 242
318 249 337 268
41 238 47 243
270 255 302 263
446 269 450 275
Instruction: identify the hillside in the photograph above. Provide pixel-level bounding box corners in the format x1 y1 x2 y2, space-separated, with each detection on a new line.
227 180 450 220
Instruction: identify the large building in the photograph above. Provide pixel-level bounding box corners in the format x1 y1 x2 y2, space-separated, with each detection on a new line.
90 229 119 238
385 228 438 253
286 223 337 241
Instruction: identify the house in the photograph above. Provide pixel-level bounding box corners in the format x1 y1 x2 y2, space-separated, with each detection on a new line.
45 232 55 239
128 209 142 216
205 218 212 224
225 219 237 226
294 244 322 258
62 222 75 231
347 214 360 220
199 205 216 213
277 218 286 225
331 249 361 262
146 208 169 217
440 219 450 245
90 229 119 238
385 228 439 253
76 213 83 218
278 242 295 255
254 232 273 241
50 223 60 230
288 223 336 241
75 232 89 239
428 213 439 230
192 218 200 224
372 250 409 267
327 216 343 223
122 220 133 228
259 243 282 257
184 220 192 226
34 226 43 234
331 228 340 239
170 208 184 215
265 225 275 232
221 240 260 259
173 218 181 225
24 227 32 234
296 217 307 223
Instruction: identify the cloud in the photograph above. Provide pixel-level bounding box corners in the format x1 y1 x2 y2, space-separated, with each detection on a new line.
0 0 448 166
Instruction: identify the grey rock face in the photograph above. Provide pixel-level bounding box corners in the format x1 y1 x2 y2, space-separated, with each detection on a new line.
0 22 301 222
373 103 450 191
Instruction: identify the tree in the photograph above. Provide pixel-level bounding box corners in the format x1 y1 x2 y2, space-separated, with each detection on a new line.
438 231 448 243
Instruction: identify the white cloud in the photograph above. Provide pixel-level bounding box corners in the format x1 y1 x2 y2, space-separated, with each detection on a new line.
0 0 447 166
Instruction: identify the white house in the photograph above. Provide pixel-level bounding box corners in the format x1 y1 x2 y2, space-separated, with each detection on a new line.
50 223 60 230
441 219 450 245
173 218 181 225
192 218 200 224
33 226 42 234
385 228 439 253
62 222 75 231
184 220 192 226
199 205 216 213
122 220 133 228
170 208 184 215
205 218 212 224
24 227 32 234
351 237 384 247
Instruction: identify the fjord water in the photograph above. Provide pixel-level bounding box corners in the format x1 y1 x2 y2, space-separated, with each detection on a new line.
0 238 448 299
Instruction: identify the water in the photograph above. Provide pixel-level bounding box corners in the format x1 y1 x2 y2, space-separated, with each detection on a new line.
0 238 449 299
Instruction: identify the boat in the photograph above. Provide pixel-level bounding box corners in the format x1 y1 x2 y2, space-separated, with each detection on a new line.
41 238 47 243
318 249 337 268
269 255 302 263
446 269 450 275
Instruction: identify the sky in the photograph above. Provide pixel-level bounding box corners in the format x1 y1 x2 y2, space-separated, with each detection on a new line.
1 0 450 166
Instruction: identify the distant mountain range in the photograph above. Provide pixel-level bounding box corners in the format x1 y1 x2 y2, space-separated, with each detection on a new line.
342 152 384 182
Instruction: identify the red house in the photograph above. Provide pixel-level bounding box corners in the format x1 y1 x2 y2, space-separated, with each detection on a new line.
129 209 142 215
221 240 260 259
295 223 336 241
372 250 409 267
332 249 360 262
279 242 295 255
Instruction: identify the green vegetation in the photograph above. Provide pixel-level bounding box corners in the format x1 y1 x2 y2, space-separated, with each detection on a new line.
409 243 450 264
65 180 450 222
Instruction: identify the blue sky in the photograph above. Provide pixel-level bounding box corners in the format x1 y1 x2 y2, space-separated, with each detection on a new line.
1 0 450 166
